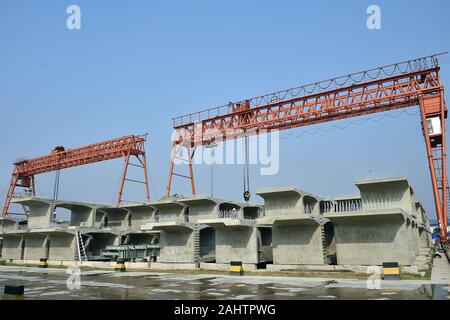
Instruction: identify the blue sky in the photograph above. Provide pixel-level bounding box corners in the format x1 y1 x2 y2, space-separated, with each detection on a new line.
0 1 449 220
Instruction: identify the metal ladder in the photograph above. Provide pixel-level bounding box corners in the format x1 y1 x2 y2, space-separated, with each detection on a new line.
193 225 200 264
76 230 88 262
320 225 328 264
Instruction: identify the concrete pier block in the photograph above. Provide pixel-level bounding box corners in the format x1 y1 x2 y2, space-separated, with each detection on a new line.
12 198 53 228
23 234 48 260
215 226 259 264
48 232 76 261
327 209 415 266
159 230 196 263
1 236 23 260
271 218 324 265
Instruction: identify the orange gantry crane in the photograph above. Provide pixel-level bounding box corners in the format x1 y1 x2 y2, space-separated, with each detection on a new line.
2 135 151 217
166 53 449 243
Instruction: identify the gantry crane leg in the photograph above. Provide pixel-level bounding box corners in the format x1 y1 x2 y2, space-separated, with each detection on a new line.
166 143 196 197
419 93 448 243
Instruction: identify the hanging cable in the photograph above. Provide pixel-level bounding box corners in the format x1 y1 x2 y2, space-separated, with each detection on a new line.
278 108 420 140
210 161 214 197
243 135 251 202
52 170 60 203
52 170 60 218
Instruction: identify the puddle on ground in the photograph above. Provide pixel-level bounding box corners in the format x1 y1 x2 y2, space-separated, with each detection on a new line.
0 267 446 300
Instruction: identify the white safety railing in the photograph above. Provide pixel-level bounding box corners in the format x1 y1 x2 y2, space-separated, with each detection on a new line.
218 209 240 219
334 199 362 213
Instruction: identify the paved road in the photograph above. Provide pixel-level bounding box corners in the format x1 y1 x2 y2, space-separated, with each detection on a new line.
431 255 450 283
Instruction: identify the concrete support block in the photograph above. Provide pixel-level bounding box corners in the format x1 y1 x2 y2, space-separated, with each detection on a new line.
126 206 155 230
256 187 321 216
22 200 53 227
97 208 130 228
272 224 324 265
23 234 48 260
159 230 195 263
331 213 415 266
68 206 96 227
356 177 416 213
1 236 22 260
48 233 76 261
215 227 259 264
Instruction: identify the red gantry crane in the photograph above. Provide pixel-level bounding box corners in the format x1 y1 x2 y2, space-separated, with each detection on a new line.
166 53 449 244
2 135 151 217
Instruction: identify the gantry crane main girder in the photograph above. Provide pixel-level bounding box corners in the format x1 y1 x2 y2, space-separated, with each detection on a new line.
2 135 151 217
166 53 449 243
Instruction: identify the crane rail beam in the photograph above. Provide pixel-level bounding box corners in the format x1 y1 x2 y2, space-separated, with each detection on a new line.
173 67 442 147
14 135 146 177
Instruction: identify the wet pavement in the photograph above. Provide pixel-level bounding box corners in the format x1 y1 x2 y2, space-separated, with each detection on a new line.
0 266 448 300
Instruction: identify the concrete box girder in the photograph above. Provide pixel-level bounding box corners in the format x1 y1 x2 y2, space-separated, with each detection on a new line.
326 209 418 265
256 186 321 216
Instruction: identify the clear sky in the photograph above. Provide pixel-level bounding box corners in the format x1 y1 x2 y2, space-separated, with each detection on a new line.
0 1 449 221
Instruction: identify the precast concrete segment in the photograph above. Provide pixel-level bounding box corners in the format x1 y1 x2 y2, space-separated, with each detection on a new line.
215 226 259 264
118 204 155 229
256 186 321 216
2 177 433 267
177 197 221 222
0 217 21 229
58 203 96 228
23 233 48 260
139 199 194 263
1 235 23 260
326 209 417 266
268 216 324 265
12 197 106 228
355 177 419 213
47 231 77 261
198 217 259 265
97 207 130 228
158 229 196 263
255 187 324 265
12 198 53 227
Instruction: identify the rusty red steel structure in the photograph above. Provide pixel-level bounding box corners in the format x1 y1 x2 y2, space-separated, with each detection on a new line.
167 53 449 243
2 135 151 217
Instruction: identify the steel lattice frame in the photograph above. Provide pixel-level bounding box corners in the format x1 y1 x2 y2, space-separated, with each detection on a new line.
2 135 151 217
167 53 449 243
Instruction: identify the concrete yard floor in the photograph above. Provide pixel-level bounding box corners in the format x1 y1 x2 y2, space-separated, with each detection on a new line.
0 265 448 300
431 255 450 283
